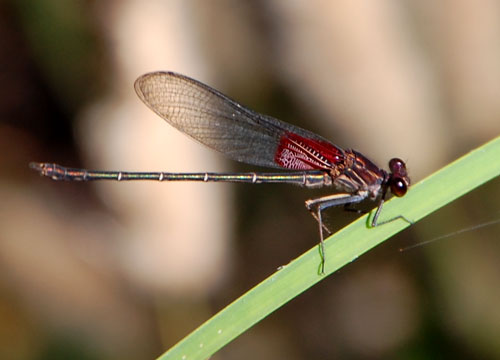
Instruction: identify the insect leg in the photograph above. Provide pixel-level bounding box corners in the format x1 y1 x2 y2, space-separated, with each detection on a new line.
305 193 367 274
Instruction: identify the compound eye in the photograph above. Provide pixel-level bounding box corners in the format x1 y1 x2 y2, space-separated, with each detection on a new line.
391 177 407 197
389 158 406 173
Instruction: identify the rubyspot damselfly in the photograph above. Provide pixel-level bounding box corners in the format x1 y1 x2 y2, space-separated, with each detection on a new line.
31 71 411 273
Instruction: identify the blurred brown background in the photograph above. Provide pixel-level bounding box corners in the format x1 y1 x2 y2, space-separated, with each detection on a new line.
1 1 500 359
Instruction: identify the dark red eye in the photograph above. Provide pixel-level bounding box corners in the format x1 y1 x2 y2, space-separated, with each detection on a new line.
389 158 406 174
391 177 407 197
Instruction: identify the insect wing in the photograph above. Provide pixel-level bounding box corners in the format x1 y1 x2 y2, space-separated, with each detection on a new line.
134 72 343 170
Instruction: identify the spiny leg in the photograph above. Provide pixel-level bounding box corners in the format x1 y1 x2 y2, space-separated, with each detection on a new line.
316 206 326 275
306 202 334 236
344 200 411 228
305 201 328 274
371 196 413 227
305 192 367 274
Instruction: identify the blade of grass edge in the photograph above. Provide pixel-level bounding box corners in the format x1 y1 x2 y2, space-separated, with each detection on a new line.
157 135 500 360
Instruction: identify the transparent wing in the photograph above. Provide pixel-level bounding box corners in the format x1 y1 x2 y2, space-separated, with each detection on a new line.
134 71 334 169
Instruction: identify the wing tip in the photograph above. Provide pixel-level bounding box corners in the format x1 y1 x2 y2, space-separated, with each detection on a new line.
134 71 195 99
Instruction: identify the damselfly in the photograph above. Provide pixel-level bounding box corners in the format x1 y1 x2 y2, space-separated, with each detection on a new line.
31 72 411 273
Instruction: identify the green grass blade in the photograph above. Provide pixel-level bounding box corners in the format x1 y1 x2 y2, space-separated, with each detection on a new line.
157 135 500 360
